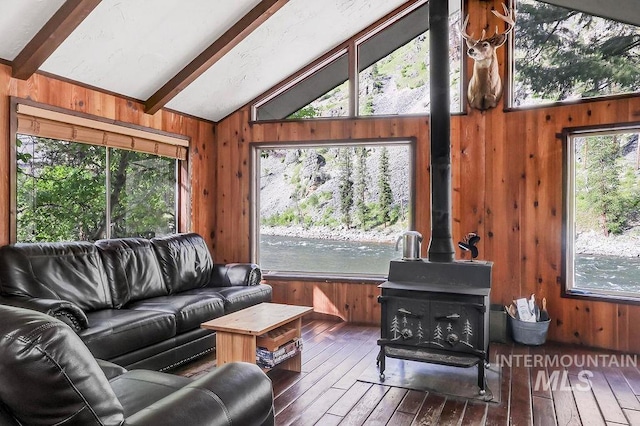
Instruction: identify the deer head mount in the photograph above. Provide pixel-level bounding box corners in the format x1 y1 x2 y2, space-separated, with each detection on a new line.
460 4 515 111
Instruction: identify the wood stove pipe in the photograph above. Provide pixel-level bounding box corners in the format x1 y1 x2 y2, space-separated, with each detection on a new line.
427 0 455 262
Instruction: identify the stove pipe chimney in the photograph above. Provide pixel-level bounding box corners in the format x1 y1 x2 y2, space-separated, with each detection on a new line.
427 0 455 262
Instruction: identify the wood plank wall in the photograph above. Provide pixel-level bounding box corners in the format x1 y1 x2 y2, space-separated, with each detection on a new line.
213 0 640 352
0 64 216 249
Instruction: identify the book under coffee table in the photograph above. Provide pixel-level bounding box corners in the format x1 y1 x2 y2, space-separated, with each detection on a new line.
201 302 313 372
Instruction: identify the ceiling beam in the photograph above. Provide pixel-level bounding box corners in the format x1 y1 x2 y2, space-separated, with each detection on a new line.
145 0 290 115
11 0 102 80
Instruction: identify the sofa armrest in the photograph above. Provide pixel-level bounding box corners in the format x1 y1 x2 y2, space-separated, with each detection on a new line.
125 362 274 426
0 295 88 331
97 359 128 380
211 263 262 287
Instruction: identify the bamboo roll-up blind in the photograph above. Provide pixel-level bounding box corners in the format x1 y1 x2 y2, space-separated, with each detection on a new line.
16 104 189 160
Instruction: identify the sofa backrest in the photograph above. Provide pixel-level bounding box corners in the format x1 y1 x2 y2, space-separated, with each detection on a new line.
151 233 214 293
0 242 112 311
0 305 124 425
96 238 168 308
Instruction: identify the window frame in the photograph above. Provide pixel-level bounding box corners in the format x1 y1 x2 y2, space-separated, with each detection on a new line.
250 138 416 280
251 0 463 121
9 97 190 243
563 122 640 304
510 0 640 110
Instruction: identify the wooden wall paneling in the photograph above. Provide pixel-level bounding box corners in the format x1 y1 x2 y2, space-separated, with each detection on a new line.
1 66 214 249
0 66 11 245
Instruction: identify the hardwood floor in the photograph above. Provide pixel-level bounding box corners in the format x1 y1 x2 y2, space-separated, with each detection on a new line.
175 320 640 425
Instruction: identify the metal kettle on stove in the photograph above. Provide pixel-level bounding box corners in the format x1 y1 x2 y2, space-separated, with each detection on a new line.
395 231 423 261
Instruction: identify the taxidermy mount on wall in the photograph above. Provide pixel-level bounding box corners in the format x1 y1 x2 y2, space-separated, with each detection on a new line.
460 4 515 110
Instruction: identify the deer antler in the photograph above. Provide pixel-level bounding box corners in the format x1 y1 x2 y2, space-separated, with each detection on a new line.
490 3 516 38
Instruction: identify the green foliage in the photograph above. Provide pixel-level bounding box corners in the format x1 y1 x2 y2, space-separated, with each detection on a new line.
515 0 640 104
576 135 640 235
338 148 354 227
16 136 175 242
287 105 321 119
355 147 369 229
377 147 393 226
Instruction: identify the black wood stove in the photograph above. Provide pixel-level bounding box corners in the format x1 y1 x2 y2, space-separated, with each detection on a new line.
376 0 493 395
377 260 492 393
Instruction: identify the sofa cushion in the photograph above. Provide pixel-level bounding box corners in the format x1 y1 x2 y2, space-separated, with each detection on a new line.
151 233 214 293
0 242 112 311
182 284 272 314
109 370 192 417
127 293 226 333
0 305 124 425
81 309 177 360
96 238 168 308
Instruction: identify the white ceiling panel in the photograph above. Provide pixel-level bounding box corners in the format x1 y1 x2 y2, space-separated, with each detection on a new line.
40 0 261 100
167 0 408 121
0 0 66 60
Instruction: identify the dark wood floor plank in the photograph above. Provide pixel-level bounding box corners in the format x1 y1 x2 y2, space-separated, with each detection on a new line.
604 368 640 410
436 397 467 426
274 340 364 414
397 390 428 415
622 408 640 425
568 374 606 426
387 410 416 426
547 368 582 426
279 387 345 426
331 345 379 390
590 371 628 424
411 392 446 426
485 343 512 425
363 386 407 425
530 345 553 400
276 339 375 423
533 395 557 426
510 345 533 426
339 384 389 426
315 413 343 426
328 381 372 417
620 366 640 396
462 400 488 426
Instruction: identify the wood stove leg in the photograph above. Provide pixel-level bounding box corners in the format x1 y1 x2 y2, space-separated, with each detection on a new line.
377 347 386 381
478 360 486 395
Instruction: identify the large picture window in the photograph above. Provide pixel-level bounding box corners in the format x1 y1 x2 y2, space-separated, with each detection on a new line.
13 102 186 243
254 0 462 120
252 141 413 276
565 128 640 299
514 0 640 107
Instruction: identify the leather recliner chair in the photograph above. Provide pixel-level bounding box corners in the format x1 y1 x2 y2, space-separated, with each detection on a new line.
0 305 274 426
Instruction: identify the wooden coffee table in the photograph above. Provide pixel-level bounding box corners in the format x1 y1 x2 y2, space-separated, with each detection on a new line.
201 303 313 372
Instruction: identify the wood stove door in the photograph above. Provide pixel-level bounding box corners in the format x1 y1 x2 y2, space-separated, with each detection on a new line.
379 296 429 348
429 300 484 356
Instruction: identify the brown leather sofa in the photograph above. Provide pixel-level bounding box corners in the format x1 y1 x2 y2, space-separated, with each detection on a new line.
0 304 274 426
0 233 272 371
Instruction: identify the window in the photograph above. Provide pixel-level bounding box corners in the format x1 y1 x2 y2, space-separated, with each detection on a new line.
14 103 186 242
565 128 640 299
514 0 640 107
254 1 462 120
251 141 414 276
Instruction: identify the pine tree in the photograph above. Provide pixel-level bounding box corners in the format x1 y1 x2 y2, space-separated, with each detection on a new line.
377 147 393 226
355 147 369 229
338 148 354 227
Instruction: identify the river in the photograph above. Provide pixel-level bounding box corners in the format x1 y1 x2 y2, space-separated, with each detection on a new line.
260 235 640 293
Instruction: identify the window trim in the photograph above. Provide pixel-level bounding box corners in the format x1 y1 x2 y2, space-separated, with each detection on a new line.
250 138 416 280
562 122 640 304
9 97 190 243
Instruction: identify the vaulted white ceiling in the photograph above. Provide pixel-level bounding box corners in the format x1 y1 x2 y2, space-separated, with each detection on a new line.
0 0 637 122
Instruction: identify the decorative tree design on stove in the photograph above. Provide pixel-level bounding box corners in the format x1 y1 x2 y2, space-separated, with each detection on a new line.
402 315 408 328
462 319 474 347
431 323 444 347
390 315 400 340
417 321 424 342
